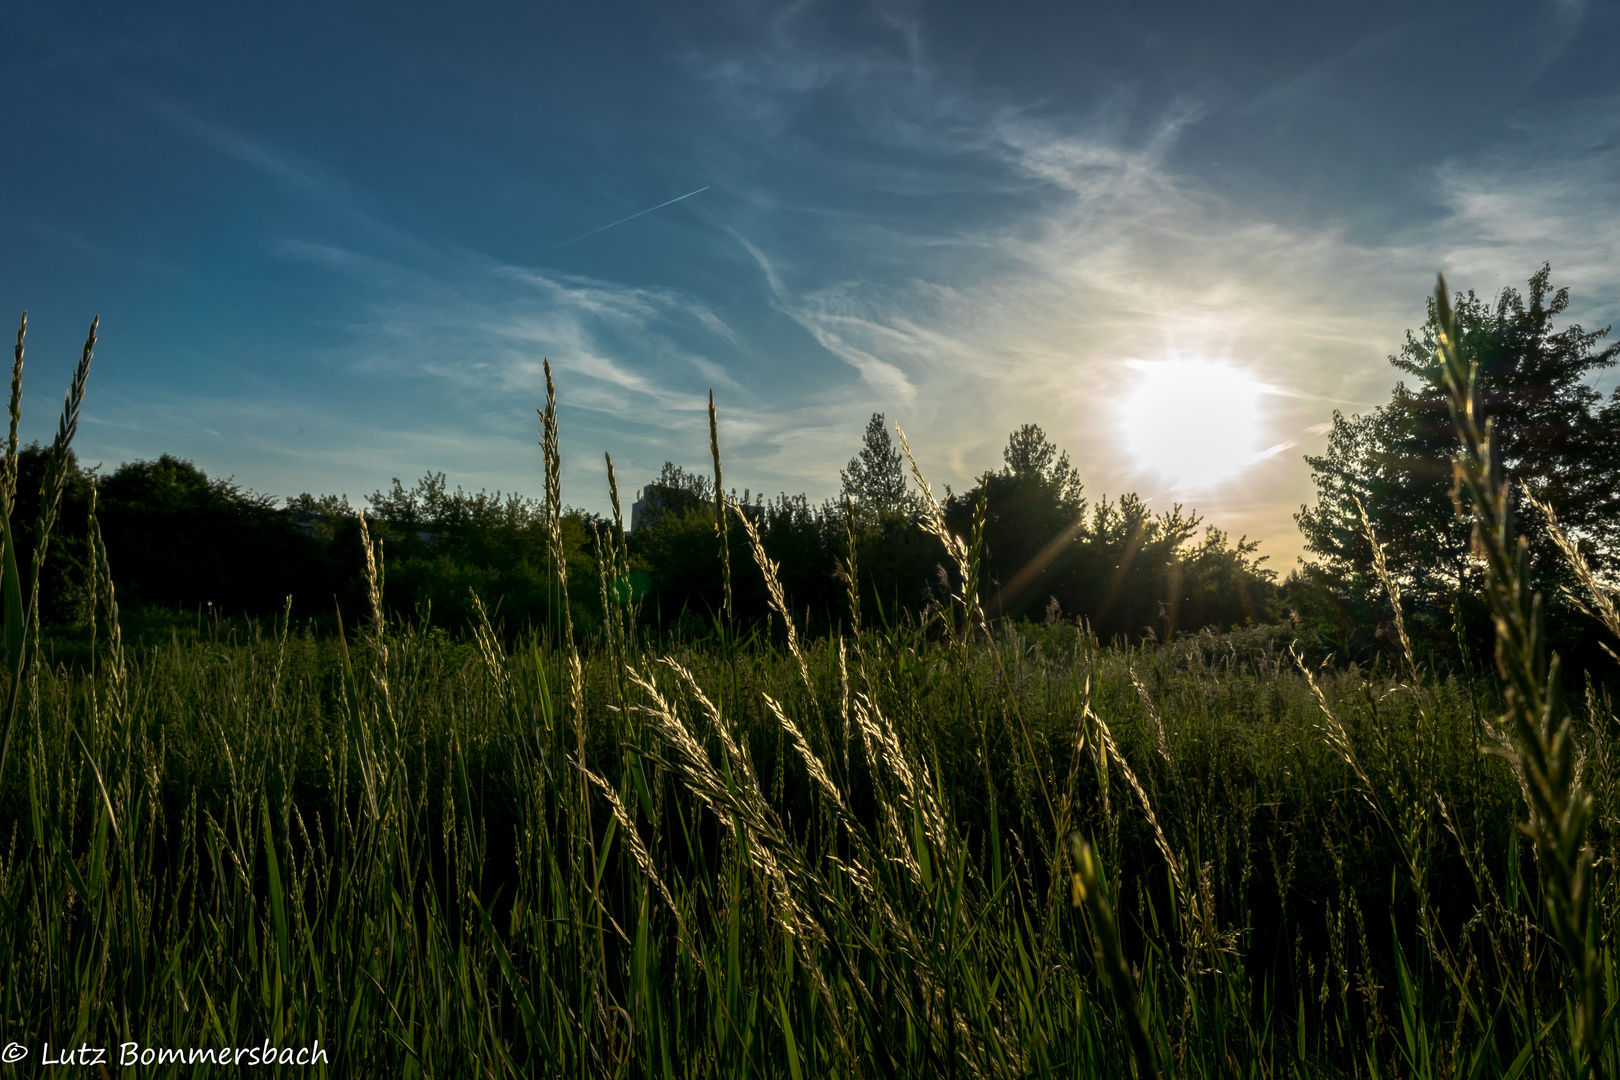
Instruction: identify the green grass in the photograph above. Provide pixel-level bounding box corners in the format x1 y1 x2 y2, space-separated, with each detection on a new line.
1 594 1606 1077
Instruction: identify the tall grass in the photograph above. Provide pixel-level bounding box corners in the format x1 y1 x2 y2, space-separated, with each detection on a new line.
0 306 1616 1077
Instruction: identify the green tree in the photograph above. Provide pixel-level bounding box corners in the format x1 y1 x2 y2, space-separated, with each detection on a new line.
362 471 599 634
947 424 1088 620
1002 423 1085 501
942 425 1274 637
1295 264 1620 659
97 454 336 618
840 413 913 520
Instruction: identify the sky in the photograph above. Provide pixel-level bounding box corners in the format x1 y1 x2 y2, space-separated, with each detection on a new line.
3 0 1618 570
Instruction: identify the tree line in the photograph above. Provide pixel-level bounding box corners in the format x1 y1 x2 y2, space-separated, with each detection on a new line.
16 263 1618 671
632 414 1276 642
15 416 1275 648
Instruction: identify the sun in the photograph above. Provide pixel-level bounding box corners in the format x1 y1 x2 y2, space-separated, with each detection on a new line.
1118 359 1269 489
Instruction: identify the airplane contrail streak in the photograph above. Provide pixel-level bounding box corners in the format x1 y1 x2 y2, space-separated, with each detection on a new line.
529 185 710 257
378 185 711 315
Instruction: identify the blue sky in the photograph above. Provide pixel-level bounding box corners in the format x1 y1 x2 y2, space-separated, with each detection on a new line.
3 0 1617 566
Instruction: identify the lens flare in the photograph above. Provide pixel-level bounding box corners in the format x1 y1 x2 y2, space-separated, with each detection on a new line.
1118 359 1268 489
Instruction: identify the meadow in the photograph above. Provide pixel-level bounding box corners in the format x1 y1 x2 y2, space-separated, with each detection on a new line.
1 286 1617 1078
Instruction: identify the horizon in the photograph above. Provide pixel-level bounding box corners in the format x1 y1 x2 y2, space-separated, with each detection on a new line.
4 0 1618 570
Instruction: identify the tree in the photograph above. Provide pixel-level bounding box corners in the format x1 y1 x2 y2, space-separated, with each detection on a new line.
1001 423 1085 507
1295 265 1620 657
840 413 913 519
947 424 1088 620
945 425 1274 636
362 471 600 634
97 454 336 617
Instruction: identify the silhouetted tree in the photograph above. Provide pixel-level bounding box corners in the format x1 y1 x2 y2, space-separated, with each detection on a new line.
947 424 1087 620
1295 264 1620 662
948 425 1274 637
840 413 914 520
96 454 338 618
1002 423 1084 502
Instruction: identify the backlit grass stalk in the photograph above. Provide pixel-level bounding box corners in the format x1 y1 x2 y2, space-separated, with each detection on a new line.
605 451 633 605
839 493 860 636
895 422 983 649
1529 491 1620 658
729 499 811 695
29 316 97 618
2 312 23 516
896 422 1059 836
87 483 126 725
1356 494 1418 682
0 314 95 786
539 358 582 727
1430 271 1604 1079
709 390 732 623
1072 834 1161 1080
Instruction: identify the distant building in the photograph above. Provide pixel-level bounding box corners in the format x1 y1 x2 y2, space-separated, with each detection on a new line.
628 487 659 532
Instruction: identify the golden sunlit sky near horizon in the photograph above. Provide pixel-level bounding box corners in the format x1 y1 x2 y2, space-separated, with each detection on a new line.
3 1 1618 571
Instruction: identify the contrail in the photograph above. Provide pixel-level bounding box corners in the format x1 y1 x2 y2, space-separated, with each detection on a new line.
529 185 710 257
379 185 711 315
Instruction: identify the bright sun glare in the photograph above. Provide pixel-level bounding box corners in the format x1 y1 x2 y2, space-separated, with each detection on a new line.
1118 359 1269 489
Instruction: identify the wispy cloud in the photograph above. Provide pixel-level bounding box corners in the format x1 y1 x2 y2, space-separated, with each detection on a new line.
1238 26 1410 117
259 250 776 498
1429 99 1620 315
115 22 1620 567
733 234 917 400
685 18 1620 562
142 94 451 266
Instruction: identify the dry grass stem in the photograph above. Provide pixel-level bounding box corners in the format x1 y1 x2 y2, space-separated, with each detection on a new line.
731 500 812 693
1355 495 1418 681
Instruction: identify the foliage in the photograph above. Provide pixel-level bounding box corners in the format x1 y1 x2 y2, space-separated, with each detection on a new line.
1296 264 1620 665
943 424 1276 638
96 453 342 618
632 461 719 532
359 470 599 634
5 554 1619 1077
839 411 916 521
